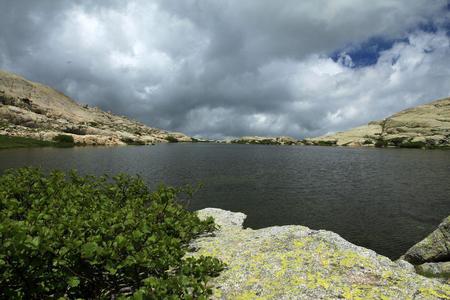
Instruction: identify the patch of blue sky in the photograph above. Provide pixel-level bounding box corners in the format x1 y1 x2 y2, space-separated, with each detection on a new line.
331 14 450 68
330 36 406 68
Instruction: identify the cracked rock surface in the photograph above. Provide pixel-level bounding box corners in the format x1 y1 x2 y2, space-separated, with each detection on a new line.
191 208 450 299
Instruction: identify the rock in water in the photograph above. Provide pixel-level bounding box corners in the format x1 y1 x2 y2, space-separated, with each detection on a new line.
402 216 450 281
0 69 191 145
192 208 450 299
402 216 450 265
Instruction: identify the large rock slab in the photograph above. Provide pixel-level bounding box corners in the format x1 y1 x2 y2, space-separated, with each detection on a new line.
192 208 450 299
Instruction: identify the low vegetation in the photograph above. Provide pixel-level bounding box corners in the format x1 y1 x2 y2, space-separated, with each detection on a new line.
316 140 336 146
165 135 179 143
375 138 448 149
0 135 59 149
120 138 147 145
398 141 427 149
231 139 290 145
374 139 388 148
0 168 224 299
52 134 75 145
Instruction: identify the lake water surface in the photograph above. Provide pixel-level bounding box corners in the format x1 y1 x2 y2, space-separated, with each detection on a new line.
1 143 449 259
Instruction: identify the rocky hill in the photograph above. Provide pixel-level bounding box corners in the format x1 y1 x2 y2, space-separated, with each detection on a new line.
305 97 450 149
0 70 191 146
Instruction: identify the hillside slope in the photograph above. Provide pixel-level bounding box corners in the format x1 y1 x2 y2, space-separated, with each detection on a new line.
305 97 450 149
0 70 191 145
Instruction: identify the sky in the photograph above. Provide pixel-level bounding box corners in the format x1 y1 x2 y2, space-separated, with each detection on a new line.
0 1 449 139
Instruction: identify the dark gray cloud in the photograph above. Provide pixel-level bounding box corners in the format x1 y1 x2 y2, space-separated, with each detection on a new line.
0 0 449 138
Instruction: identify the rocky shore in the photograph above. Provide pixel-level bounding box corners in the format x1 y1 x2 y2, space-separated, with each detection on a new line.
230 136 299 145
227 98 450 150
305 98 450 149
191 208 450 299
0 70 191 146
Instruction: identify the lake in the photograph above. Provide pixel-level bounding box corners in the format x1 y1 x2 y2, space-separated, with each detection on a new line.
1 143 449 259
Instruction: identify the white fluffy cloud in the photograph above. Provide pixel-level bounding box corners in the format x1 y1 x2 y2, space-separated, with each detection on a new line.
284 30 450 136
0 0 449 138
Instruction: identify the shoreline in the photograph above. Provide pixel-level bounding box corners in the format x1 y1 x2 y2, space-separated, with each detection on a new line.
2 133 450 150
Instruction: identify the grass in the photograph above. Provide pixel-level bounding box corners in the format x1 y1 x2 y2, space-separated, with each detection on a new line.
0 135 74 149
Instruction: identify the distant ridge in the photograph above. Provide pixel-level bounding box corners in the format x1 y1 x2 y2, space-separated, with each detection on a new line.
0 70 191 145
305 97 450 149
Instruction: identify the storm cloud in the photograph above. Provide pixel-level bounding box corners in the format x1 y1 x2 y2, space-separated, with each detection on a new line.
0 0 449 138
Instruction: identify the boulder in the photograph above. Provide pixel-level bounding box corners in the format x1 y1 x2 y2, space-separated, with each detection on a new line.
416 262 450 279
402 216 450 265
191 208 450 299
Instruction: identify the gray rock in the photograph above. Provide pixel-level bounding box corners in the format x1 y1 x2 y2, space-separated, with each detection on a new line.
191 208 450 299
403 216 450 265
395 259 416 273
416 262 450 278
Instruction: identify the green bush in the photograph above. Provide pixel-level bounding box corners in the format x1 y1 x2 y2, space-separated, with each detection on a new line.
259 139 278 145
165 136 178 143
120 138 146 145
53 134 75 145
374 139 388 148
0 168 224 299
399 141 426 149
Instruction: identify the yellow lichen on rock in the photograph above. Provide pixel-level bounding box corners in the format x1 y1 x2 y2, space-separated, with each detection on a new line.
192 208 450 299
